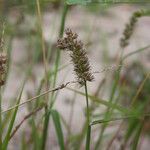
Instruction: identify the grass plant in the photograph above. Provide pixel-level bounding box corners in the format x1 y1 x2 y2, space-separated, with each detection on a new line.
0 1 149 150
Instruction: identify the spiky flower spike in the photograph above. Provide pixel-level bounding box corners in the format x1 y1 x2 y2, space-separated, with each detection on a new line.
120 10 150 48
57 28 94 85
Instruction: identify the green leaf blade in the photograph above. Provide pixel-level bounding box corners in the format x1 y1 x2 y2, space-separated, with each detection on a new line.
51 109 65 150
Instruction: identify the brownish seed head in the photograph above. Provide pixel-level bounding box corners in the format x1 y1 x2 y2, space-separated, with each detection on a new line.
57 28 94 86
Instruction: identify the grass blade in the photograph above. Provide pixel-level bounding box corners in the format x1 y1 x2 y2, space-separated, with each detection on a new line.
67 87 129 114
2 82 25 150
123 45 150 61
51 109 65 150
40 106 51 150
132 122 144 150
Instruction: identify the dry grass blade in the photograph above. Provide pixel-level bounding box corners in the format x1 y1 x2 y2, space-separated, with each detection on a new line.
130 72 150 106
9 105 45 140
1 81 76 114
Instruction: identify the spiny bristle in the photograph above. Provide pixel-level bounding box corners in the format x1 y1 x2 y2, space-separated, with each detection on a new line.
57 28 94 85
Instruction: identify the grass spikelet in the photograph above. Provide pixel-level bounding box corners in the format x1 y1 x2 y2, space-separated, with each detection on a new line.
57 28 94 85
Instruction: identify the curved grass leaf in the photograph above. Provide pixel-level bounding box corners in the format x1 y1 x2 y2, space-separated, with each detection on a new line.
123 45 150 61
67 87 130 114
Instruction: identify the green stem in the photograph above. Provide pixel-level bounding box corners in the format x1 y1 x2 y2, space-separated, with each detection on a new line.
86 125 91 150
132 121 144 150
85 81 90 125
41 106 50 150
85 81 91 150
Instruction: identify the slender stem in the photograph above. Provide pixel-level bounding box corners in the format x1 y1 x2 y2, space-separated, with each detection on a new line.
84 81 91 150
86 125 91 150
9 105 44 140
130 72 150 106
85 81 90 125
36 0 48 81
132 121 144 150
1 82 71 114
41 106 50 150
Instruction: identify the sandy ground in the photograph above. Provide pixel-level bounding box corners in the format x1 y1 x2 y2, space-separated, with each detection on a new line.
2 4 150 150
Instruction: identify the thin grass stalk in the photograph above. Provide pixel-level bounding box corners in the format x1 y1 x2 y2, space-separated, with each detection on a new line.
90 114 150 126
85 81 90 126
84 81 91 150
40 106 49 150
122 45 150 61
36 0 48 82
40 3 69 150
36 3 49 134
35 1 50 148
130 72 150 106
67 87 130 114
9 105 45 140
1 82 71 114
132 122 144 150
86 125 91 150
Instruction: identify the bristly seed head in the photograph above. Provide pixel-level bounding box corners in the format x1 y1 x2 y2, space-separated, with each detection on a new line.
57 28 94 86
120 10 149 48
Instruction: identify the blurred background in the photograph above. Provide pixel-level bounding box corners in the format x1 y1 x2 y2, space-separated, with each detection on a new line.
0 0 150 149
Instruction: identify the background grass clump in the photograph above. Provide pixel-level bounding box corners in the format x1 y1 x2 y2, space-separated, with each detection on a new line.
0 0 150 150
